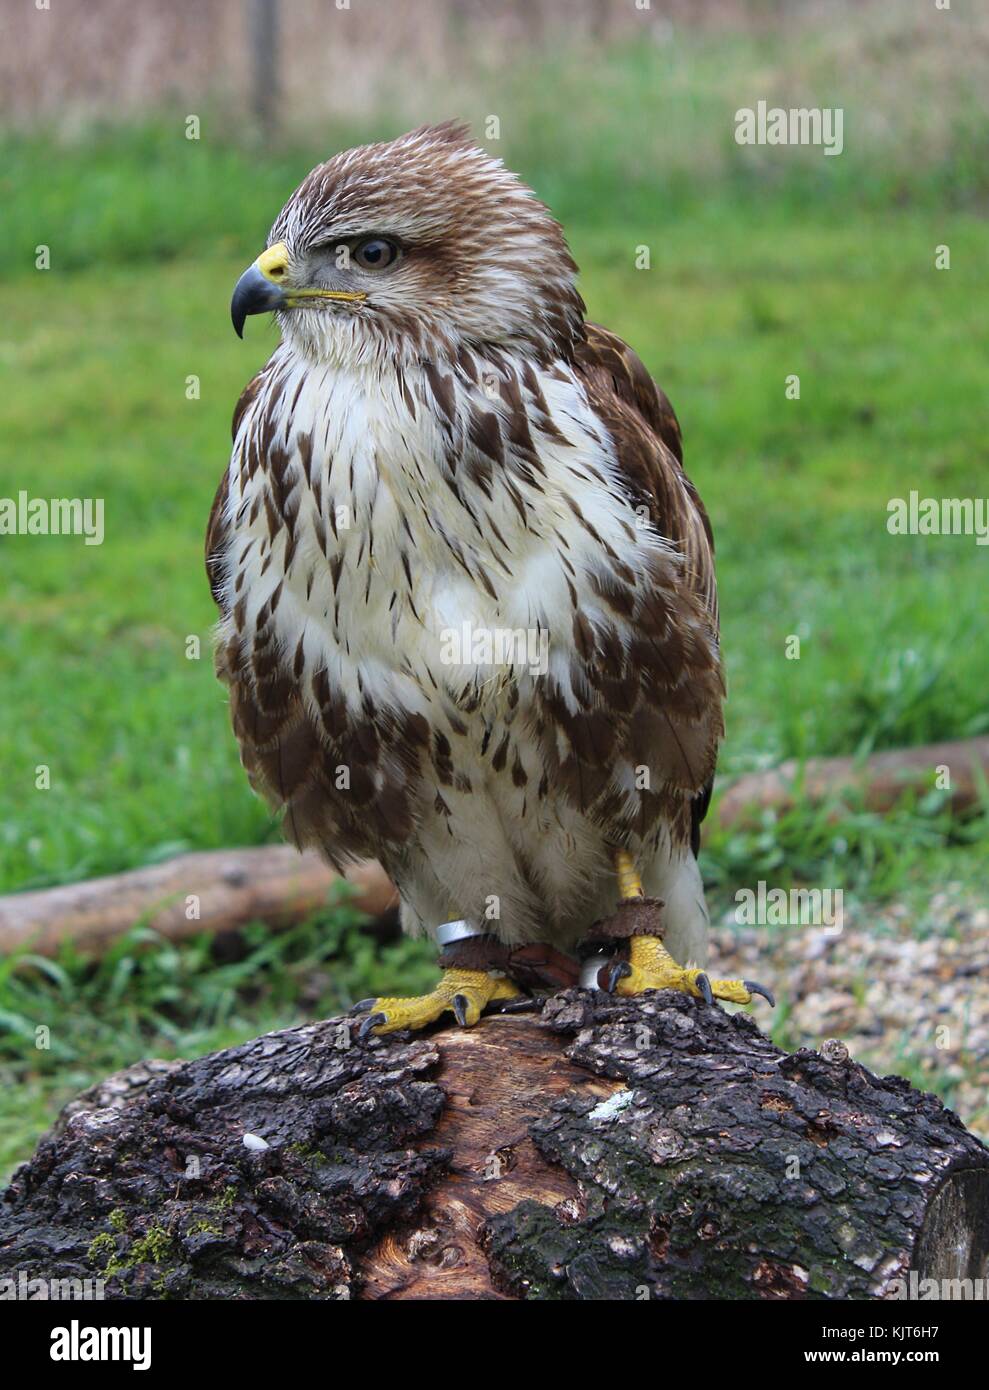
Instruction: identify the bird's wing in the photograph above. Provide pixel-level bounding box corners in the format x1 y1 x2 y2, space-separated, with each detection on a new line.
575 322 718 632
205 367 268 605
568 322 724 846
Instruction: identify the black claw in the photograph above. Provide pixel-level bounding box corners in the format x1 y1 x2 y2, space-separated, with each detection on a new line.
452 994 470 1026
695 972 714 1006
606 959 631 994
350 998 375 1015
494 996 540 1014
358 1012 386 1040
744 980 776 1007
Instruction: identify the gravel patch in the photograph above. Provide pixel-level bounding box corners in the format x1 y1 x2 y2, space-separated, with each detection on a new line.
710 884 989 1142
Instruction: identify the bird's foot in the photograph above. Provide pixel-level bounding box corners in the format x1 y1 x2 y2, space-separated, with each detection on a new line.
352 968 523 1037
606 934 774 1008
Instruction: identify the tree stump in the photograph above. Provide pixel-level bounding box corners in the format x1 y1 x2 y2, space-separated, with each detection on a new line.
2 990 987 1300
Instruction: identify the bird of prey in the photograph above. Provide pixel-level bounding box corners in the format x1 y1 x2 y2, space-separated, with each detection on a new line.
208 122 771 1034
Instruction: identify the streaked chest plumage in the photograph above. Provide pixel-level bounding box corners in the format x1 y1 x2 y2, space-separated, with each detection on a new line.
210 341 719 943
220 345 659 733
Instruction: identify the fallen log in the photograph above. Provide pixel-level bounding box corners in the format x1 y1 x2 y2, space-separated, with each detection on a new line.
717 735 989 827
0 848 397 958
2 990 986 1300
1 736 984 960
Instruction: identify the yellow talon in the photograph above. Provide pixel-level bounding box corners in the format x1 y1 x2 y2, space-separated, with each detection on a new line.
607 851 773 1007
357 968 522 1036
614 848 643 901
613 934 773 1008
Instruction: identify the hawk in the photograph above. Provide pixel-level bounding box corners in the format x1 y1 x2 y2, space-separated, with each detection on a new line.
208 123 771 1034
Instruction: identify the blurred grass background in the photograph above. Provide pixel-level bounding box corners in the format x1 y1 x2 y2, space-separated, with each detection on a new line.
0 0 987 1176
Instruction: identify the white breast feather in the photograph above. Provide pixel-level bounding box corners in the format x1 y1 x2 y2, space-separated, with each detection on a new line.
216 350 699 949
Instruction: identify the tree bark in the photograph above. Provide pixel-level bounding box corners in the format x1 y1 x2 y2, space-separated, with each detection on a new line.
2 990 987 1300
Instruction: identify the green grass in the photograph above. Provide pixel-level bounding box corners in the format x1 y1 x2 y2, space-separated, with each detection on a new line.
1 58 988 1178
2 199 985 890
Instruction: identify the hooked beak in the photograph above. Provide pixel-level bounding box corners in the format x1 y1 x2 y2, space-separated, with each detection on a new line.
231 241 367 338
231 254 286 338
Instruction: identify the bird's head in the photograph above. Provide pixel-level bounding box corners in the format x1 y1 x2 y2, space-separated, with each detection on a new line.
230 122 585 367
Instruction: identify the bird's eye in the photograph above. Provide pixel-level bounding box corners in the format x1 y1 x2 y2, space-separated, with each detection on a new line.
352 237 399 270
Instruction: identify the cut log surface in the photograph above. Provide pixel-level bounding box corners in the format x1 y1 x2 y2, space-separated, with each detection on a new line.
2 991 987 1300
